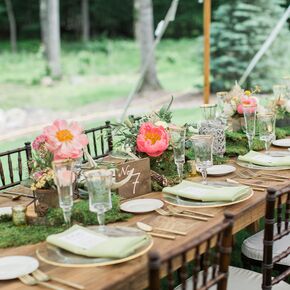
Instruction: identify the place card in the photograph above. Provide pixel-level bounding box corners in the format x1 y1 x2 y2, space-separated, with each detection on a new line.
0 207 12 216
57 228 108 250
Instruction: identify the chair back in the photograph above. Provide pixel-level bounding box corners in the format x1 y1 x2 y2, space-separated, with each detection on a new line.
0 142 32 191
148 213 234 290
262 185 290 290
84 121 113 160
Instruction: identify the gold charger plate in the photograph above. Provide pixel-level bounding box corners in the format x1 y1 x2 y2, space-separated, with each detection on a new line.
36 226 153 268
163 188 254 208
236 160 290 171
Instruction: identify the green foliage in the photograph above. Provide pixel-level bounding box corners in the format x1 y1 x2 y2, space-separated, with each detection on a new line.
0 194 131 248
211 0 290 91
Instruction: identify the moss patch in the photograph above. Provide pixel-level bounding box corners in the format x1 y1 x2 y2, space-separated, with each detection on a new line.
0 194 132 248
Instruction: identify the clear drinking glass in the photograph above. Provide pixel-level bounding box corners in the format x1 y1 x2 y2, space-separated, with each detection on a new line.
169 125 186 183
191 135 213 184
216 91 229 125
200 104 217 121
52 159 75 225
84 169 113 232
273 84 287 101
257 113 276 154
242 104 257 151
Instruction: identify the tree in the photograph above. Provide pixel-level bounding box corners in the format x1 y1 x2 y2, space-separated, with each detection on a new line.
46 0 61 78
134 0 161 92
4 0 17 53
211 0 290 91
40 0 48 57
81 0 90 42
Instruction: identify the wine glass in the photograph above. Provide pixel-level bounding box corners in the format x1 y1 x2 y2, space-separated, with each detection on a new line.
200 104 217 121
52 159 75 225
257 113 276 154
169 125 186 183
84 169 113 232
191 135 213 184
242 104 257 151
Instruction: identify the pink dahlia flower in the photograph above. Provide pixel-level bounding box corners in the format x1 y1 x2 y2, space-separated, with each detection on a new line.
237 97 257 114
136 122 169 157
32 134 47 150
43 119 88 160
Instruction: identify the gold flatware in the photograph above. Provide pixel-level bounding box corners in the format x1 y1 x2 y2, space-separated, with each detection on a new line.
156 208 208 222
136 221 186 236
167 205 214 218
19 274 65 290
226 179 265 192
0 193 21 201
32 269 85 290
3 190 34 198
227 178 268 189
239 170 287 182
259 173 289 180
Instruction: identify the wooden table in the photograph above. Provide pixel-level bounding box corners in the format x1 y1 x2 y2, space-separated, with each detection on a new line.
1 158 289 290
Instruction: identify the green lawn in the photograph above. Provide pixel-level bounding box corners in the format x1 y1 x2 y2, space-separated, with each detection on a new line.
0 38 203 110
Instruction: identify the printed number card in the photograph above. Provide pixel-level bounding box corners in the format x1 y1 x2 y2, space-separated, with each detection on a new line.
115 158 151 199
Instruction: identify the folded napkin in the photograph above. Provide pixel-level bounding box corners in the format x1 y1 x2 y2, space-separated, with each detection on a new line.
162 180 250 202
238 150 290 167
47 225 149 259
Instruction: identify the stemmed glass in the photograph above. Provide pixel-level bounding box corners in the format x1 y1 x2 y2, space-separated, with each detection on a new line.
191 135 213 184
200 104 217 121
242 104 257 151
52 159 75 225
257 113 276 154
169 125 186 183
84 169 112 232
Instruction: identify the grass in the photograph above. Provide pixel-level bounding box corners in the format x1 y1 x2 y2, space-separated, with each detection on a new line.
0 38 203 110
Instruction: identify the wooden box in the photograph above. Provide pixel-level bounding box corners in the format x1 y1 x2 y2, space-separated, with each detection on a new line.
102 156 151 199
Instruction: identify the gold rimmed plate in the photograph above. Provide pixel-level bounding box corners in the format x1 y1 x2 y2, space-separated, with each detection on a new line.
163 188 253 209
236 160 290 171
36 226 153 268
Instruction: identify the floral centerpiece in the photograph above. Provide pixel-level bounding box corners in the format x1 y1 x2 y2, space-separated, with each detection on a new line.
219 82 260 131
112 99 195 190
30 119 88 213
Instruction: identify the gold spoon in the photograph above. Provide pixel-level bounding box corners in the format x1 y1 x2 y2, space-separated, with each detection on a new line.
136 222 176 240
137 221 186 236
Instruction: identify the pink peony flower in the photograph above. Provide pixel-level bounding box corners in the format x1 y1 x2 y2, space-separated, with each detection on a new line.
136 122 169 157
32 134 47 150
237 96 257 114
43 119 88 160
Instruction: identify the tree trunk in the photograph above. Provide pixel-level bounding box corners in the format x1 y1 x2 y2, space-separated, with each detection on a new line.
134 0 161 92
81 0 90 42
47 0 61 78
4 0 17 53
39 0 48 57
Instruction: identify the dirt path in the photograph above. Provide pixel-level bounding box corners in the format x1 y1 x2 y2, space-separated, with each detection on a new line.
0 90 211 142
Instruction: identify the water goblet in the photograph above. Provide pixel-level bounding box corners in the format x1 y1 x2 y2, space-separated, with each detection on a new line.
52 159 75 225
191 135 213 184
257 113 276 154
242 104 257 151
84 169 113 232
200 104 217 121
169 125 186 183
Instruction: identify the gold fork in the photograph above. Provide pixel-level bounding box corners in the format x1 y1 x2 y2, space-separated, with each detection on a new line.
19 274 65 290
156 208 208 222
167 205 214 218
32 269 85 289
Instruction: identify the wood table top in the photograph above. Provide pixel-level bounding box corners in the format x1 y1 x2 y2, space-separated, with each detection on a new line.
0 153 289 290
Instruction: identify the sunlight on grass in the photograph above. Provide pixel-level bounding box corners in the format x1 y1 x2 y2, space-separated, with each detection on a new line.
0 39 202 111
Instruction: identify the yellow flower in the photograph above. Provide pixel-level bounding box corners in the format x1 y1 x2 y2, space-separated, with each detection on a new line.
245 90 251 96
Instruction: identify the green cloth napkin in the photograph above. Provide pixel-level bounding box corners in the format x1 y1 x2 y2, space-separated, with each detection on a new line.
238 150 290 167
46 225 149 259
162 180 250 202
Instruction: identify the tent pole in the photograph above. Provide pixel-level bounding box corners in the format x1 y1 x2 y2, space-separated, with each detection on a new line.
203 0 211 104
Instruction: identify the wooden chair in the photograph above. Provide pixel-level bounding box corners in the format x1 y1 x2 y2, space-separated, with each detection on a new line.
148 213 234 290
262 185 290 289
241 184 290 286
84 121 113 160
0 142 32 190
